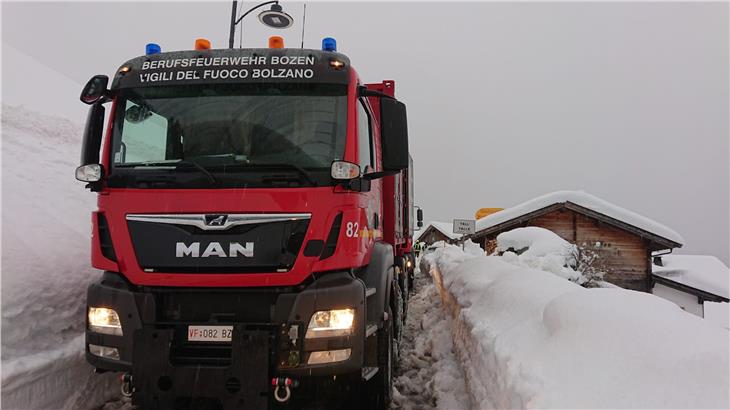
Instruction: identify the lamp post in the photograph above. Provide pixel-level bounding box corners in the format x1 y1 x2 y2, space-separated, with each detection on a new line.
229 1 294 49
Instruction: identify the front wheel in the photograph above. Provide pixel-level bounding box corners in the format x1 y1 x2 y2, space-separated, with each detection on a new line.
364 308 394 409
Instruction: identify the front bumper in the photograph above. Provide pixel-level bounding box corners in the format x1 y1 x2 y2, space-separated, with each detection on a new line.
85 271 367 401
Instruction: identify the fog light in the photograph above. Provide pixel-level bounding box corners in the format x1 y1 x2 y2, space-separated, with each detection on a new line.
305 309 354 339
89 344 120 360
307 349 351 364
88 307 123 336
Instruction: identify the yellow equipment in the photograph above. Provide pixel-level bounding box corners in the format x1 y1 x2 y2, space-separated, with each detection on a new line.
475 208 503 220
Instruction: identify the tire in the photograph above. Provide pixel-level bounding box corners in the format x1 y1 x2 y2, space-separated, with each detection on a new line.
364 307 394 410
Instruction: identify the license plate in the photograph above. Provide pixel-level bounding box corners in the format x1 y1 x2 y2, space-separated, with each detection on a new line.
187 325 233 342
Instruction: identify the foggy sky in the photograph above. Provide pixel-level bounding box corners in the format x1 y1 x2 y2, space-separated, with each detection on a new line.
2 2 728 263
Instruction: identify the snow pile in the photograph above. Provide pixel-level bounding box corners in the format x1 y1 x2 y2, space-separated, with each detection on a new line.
392 266 468 410
423 244 730 409
704 302 730 329
653 255 729 299
495 227 582 283
475 190 684 245
1 105 117 408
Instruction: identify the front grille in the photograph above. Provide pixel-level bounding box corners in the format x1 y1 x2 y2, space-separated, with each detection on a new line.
127 214 310 273
98 213 117 261
154 290 277 323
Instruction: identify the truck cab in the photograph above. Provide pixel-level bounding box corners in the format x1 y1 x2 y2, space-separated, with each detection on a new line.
77 37 416 409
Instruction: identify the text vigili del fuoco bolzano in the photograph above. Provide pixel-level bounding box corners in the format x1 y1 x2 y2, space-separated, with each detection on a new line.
139 55 318 83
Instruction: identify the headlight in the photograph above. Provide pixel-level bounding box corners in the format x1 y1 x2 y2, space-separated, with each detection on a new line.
88 307 123 336
305 308 354 339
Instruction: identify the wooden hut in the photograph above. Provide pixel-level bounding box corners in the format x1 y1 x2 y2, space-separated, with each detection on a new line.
470 191 683 291
415 221 462 246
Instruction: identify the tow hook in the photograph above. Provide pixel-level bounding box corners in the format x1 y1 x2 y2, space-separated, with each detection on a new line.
120 372 133 397
271 377 298 403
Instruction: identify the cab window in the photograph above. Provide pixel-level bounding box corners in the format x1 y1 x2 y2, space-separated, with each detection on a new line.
357 99 373 172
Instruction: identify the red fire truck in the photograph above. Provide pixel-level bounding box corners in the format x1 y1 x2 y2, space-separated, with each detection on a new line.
76 35 422 409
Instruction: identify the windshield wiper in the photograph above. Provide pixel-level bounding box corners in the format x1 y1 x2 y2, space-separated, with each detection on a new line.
116 160 217 185
222 162 319 186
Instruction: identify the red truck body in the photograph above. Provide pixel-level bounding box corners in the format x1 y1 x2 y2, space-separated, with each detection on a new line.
78 44 418 409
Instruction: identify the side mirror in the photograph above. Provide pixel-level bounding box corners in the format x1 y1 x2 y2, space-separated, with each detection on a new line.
417 208 424 228
80 75 109 105
380 98 409 172
125 104 152 124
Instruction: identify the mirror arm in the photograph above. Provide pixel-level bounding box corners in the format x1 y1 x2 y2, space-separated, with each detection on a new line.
362 170 399 180
101 90 114 104
358 85 395 100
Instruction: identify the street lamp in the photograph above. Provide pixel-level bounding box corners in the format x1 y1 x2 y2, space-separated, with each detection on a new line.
229 1 294 48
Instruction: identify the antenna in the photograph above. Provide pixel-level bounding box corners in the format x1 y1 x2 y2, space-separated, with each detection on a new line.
300 3 307 49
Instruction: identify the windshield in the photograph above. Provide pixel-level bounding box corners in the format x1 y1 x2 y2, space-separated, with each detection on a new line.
108 83 347 188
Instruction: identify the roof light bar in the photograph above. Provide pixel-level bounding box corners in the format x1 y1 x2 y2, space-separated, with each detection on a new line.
145 43 161 55
322 37 337 52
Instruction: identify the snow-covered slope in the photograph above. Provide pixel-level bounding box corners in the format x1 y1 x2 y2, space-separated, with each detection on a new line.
423 244 729 409
2 43 87 122
1 105 117 408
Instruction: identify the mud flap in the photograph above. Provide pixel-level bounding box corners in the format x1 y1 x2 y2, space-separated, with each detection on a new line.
132 326 270 410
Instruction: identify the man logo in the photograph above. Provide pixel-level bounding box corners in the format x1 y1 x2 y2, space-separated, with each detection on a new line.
176 242 254 258
205 214 228 226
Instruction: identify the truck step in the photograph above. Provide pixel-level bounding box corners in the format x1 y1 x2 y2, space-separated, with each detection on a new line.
362 366 379 381
366 287 376 297
365 323 378 338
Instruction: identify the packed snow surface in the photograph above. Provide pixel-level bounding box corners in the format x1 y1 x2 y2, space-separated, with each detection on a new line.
475 190 685 245
392 265 468 410
654 254 730 299
423 244 729 409
1 105 117 408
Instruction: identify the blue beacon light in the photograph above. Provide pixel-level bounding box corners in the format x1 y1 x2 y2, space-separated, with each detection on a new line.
322 37 337 52
145 43 161 55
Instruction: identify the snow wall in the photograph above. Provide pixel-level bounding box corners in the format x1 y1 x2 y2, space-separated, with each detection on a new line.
423 244 729 409
1 105 117 409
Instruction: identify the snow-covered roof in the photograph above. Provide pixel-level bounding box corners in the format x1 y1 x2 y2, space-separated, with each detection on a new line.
416 221 462 241
474 190 684 246
653 255 730 300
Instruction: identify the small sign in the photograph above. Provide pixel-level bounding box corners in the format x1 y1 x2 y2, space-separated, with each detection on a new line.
453 219 475 235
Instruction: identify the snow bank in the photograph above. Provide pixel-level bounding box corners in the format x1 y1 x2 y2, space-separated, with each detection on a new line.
1 105 117 408
704 302 730 329
654 254 729 299
495 227 582 283
475 190 684 245
423 245 729 409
